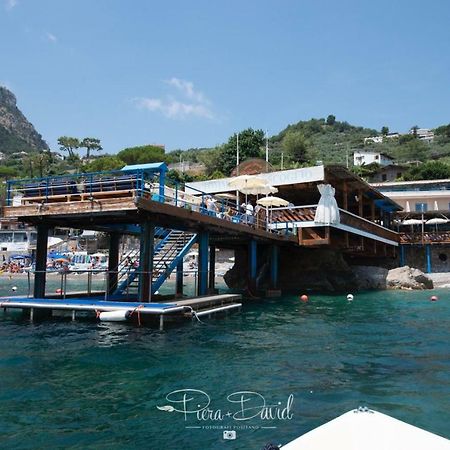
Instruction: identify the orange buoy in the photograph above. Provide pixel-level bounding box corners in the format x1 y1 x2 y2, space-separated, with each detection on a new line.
430 295 438 302
300 294 309 303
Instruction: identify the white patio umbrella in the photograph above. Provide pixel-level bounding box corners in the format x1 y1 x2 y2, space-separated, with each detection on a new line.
257 196 289 230
402 218 424 225
240 184 278 195
405 200 411 213
257 196 289 207
228 175 268 190
229 174 270 208
426 217 448 232
425 217 448 225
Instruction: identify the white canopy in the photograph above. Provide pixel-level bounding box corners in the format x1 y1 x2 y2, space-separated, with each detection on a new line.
257 196 289 207
314 184 340 225
228 175 268 191
402 218 424 225
240 184 278 195
426 217 448 225
282 408 450 450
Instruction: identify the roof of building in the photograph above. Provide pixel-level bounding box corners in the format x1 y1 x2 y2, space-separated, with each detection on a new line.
121 162 168 172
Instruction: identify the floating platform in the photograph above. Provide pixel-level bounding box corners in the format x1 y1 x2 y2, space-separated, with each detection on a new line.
0 293 242 330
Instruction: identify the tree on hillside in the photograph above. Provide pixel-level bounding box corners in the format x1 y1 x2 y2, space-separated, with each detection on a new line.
218 128 264 175
398 139 427 162
403 161 450 181
282 131 309 163
84 155 124 172
197 147 221 176
411 125 419 138
117 145 165 165
0 166 17 179
381 126 389 136
80 137 102 159
58 136 80 159
435 124 450 141
326 114 336 126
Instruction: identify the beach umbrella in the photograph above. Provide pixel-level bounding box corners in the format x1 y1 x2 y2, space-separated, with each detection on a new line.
402 219 423 225
240 184 278 195
257 196 289 230
425 217 448 225
405 201 410 213
426 217 448 232
229 175 270 207
257 196 289 207
228 175 268 190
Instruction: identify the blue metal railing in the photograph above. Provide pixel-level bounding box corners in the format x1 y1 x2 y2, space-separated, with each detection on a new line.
6 167 265 229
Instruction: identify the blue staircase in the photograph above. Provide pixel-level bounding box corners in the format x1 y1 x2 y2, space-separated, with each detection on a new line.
115 229 197 297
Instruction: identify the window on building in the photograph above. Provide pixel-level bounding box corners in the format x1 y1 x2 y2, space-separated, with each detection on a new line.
375 155 379 160
415 203 428 212
382 174 387 181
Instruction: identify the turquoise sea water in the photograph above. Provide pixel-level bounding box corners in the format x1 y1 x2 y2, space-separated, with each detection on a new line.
0 283 449 449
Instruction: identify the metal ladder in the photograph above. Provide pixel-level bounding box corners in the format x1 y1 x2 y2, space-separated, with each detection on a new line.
116 229 197 296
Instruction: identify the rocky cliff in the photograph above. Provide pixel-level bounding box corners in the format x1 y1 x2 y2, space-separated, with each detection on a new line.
0 86 49 154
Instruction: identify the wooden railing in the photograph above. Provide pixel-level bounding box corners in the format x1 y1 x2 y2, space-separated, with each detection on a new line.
271 205 399 243
339 209 399 242
400 232 450 244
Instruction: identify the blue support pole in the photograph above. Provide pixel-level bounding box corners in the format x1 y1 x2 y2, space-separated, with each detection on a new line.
159 168 166 202
176 261 183 297
426 244 432 273
138 222 154 302
399 245 405 266
197 232 209 296
34 224 49 298
249 239 257 286
270 245 279 289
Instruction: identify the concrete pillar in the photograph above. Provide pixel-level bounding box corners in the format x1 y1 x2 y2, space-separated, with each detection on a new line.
197 232 209 296
270 245 279 289
107 233 121 296
176 261 183 297
34 224 49 298
139 222 154 302
208 245 216 292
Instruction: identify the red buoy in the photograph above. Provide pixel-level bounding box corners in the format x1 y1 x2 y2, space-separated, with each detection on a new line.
56 288 62 294
430 295 438 302
300 294 309 303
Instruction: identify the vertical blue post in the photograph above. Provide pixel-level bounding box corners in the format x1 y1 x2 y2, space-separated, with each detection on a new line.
249 239 257 286
138 222 154 302
175 182 178 207
159 167 166 202
270 245 279 289
34 224 49 298
399 245 405 266
426 244 432 273
197 232 209 296
176 261 183 297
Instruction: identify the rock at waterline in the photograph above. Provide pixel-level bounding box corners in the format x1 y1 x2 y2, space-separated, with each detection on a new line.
386 266 433 290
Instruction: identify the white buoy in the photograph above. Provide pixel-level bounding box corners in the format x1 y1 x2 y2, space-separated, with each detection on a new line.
11 286 17 292
347 294 354 301
98 310 129 322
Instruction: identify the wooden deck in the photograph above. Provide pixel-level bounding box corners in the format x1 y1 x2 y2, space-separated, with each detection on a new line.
2 193 295 246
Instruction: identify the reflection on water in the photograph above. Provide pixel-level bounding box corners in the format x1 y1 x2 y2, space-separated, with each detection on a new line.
0 289 449 449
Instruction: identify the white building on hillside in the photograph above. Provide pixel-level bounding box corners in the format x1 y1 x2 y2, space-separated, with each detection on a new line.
353 150 394 167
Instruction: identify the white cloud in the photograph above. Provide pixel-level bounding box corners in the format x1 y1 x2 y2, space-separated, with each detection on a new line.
136 97 214 120
135 78 215 120
45 32 57 43
165 77 209 104
5 0 18 11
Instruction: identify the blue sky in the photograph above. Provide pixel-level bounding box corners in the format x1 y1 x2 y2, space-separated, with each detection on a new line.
1 0 450 154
